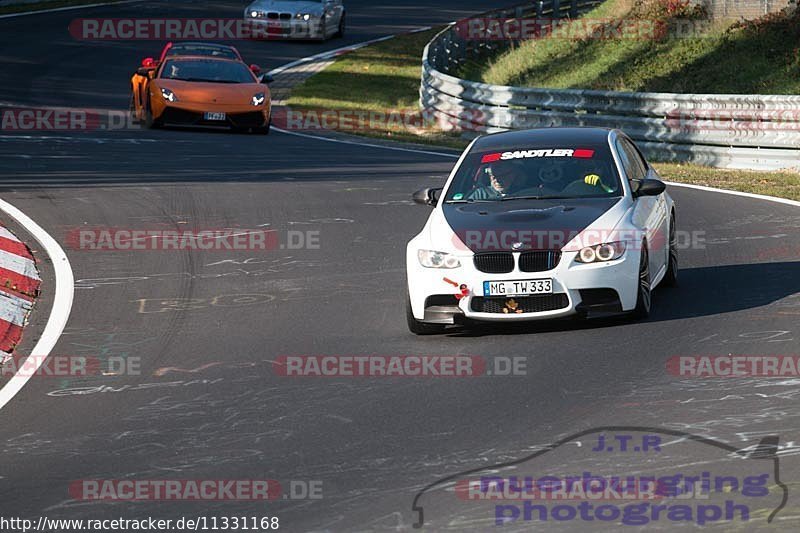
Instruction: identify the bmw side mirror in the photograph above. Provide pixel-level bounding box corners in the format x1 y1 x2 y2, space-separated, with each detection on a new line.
259 74 274 84
634 178 666 197
412 187 441 207
136 66 155 77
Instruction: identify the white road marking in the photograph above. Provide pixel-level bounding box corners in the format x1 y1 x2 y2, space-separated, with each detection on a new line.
664 181 800 208
273 127 459 159
0 199 74 411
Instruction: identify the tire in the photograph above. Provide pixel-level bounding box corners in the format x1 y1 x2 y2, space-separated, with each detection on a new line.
406 297 446 335
662 212 679 287
254 118 271 135
631 245 651 320
143 95 160 129
335 13 345 38
128 91 140 124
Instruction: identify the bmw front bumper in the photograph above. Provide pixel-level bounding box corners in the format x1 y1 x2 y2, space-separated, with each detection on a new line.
406 247 641 324
246 18 326 39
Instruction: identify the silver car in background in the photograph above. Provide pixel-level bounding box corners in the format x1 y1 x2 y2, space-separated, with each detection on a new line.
245 0 346 41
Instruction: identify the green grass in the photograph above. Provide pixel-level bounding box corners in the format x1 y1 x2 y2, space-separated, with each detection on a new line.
470 0 800 94
287 20 800 201
654 163 800 201
287 28 467 148
0 0 124 15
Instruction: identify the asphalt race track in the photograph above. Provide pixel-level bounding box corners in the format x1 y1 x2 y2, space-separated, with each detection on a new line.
1 1 800 531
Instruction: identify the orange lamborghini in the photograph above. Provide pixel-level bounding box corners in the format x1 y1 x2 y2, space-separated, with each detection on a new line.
130 46 272 134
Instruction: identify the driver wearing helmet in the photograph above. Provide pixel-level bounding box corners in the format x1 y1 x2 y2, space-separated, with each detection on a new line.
468 164 525 200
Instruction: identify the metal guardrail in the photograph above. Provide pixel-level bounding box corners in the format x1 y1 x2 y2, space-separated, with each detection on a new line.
420 1 800 170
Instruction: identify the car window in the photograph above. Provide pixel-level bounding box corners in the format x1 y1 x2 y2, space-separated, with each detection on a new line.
626 138 649 172
614 139 636 181
166 45 239 60
620 138 647 181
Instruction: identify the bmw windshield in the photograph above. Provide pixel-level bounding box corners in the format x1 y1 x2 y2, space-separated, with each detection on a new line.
444 145 623 202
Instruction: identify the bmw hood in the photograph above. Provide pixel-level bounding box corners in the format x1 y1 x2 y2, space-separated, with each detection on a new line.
440 197 626 253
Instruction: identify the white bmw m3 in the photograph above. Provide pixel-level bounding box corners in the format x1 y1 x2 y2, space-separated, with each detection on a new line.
406 128 678 334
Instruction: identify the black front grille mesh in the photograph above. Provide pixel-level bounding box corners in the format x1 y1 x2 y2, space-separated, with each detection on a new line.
471 294 569 314
519 250 561 272
473 253 514 273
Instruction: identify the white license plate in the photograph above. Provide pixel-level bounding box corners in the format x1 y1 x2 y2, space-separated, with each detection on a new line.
484 279 552 296
204 112 226 121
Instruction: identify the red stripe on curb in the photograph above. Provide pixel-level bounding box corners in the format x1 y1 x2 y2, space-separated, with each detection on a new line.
0 266 40 299
0 318 24 353
0 236 34 259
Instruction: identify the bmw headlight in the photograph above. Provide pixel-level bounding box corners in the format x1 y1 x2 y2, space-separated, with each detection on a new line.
296 13 312 20
160 88 178 102
418 250 461 269
575 241 627 263
247 7 264 18
251 92 266 106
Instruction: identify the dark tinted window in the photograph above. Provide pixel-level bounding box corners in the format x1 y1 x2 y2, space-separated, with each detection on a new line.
617 138 647 181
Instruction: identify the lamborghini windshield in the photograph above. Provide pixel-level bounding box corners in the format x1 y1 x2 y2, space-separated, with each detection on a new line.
160 59 256 84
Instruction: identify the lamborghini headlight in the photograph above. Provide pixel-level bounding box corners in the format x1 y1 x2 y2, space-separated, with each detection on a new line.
160 88 178 102
251 92 266 106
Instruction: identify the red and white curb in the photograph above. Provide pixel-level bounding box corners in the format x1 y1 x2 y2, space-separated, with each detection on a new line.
0 225 40 359
0 198 73 411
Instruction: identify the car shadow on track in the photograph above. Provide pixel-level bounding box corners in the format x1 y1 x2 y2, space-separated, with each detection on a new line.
445 261 800 337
